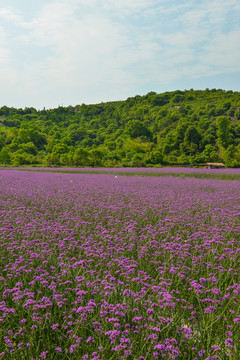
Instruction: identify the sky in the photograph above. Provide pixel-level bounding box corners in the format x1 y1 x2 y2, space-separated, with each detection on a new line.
0 0 240 109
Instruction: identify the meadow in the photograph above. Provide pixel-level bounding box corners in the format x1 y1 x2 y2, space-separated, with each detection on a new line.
0 170 239 359
2 167 240 181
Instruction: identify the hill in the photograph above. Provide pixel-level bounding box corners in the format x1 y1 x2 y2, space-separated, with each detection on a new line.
0 88 240 167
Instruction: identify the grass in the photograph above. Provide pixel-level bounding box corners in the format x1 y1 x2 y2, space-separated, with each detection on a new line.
1 166 240 181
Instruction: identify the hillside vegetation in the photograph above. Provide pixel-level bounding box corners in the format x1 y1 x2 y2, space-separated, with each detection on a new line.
0 88 240 167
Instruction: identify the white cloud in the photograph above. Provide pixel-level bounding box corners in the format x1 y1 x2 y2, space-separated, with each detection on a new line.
13 2 159 87
0 27 9 63
142 0 240 84
0 0 239 107
0 7 23 24
201 30 240 72
101 0 157 14
64 0 158 14
0 25 18 100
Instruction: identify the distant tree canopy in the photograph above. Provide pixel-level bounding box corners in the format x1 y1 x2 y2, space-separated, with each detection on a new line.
126 119 150 138
0 89 240 167
216 116 230 149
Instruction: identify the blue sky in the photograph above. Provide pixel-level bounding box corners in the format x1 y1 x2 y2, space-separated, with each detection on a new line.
0 0 239 109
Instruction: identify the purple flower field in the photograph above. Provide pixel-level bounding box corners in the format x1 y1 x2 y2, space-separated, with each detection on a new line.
0 170 239 359
2 166 240 181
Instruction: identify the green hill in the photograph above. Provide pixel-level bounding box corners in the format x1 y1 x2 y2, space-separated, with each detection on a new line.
0 88 240 167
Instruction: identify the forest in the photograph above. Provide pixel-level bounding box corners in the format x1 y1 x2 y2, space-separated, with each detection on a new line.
0 88 240 167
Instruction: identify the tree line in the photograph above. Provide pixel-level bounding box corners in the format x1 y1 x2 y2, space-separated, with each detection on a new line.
0 88 240 167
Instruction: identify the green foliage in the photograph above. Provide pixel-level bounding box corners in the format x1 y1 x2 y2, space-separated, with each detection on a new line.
126 119 151 138
73 147 90 166
216 116 230 148
67 124 86 144
184 125 201 146
0 89 239 167
177 154 189 164
18 142 37 155
202 144 221 162
0 135 5 151
0 147 11 164
235 109 240 120
146 150 163 164
12 150 36 166
89 149 105 167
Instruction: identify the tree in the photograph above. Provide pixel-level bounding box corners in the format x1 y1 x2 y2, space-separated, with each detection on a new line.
12 151 35 166
0 148 11 164
46 143 70 166
202 144 221 162
90 149 104 167
126 120 150 138
184 125 201 146
0 88 240 167
223 145 237 167
68 125 86 144
131 153 145 167
73 148 90 166
235 109 240 120
162 131 177 155
216 116 230 148
146 150 163 165
52 143 69 157
178 154 189 165
0 135 5 151
18 142 37 155
60 153 74 166
175 122 189 144
171 94 184 103
17 127 46 149
223 102 231 111
2 115 21 128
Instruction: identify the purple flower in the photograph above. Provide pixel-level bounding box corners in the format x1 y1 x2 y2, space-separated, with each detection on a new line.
86 336 95 343
51 324 59 330
39 351 48 359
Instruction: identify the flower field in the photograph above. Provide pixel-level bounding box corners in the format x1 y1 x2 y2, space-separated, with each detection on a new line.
0 170 239 359
2 166 240 181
